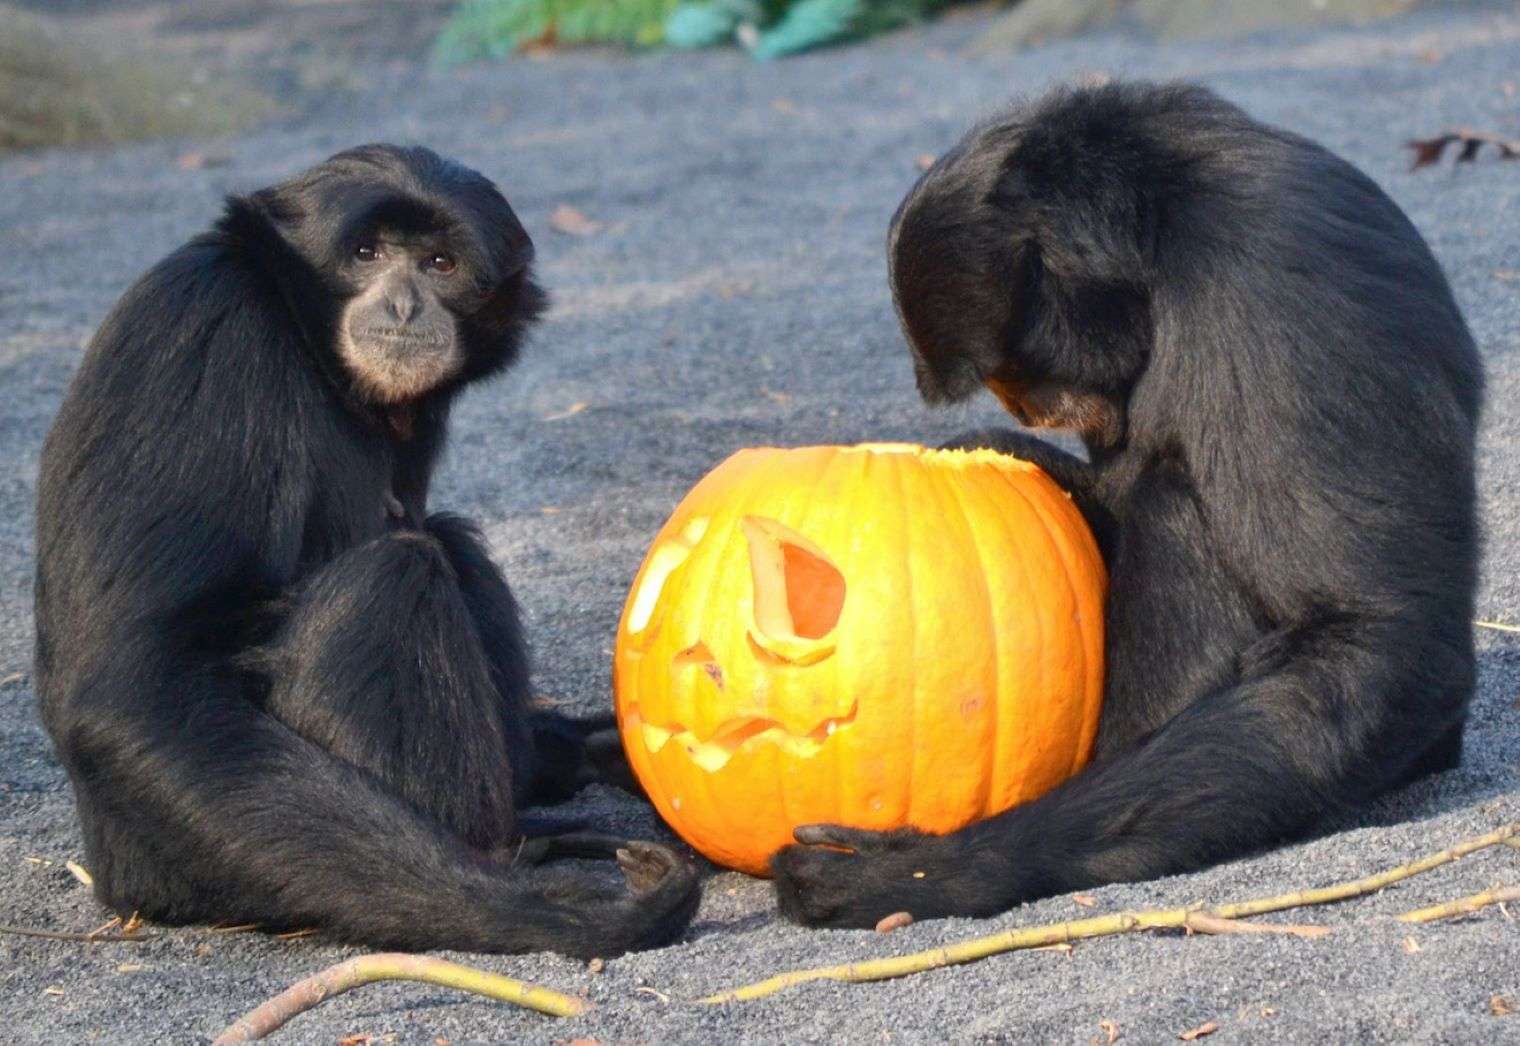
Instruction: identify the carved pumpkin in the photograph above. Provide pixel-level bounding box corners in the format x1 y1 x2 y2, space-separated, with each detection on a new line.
613 443 1106 876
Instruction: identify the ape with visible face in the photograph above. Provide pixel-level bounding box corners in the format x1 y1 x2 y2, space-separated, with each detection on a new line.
772 83 1483 926
35 146 697 956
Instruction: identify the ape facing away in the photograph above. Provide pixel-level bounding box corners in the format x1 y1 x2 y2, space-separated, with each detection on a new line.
772 83 1483 926
35 146 697 956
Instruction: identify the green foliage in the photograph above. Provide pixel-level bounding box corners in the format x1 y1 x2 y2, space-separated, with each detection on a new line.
434 0 681 66
437 0 955 63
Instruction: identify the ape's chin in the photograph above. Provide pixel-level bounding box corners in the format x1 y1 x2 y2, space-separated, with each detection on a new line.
338 330 462 405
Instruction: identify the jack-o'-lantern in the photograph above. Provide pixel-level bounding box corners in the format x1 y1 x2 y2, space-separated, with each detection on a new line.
613 443 1106 875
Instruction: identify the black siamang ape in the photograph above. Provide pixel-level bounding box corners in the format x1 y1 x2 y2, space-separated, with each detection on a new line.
772 83 1482 926
35 146 697 956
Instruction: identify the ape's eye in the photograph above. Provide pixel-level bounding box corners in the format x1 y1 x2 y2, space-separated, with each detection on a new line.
354 244 380 262
425 253 457 275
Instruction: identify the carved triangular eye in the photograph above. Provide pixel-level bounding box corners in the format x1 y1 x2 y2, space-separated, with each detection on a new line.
626 517 709 634
741 516 844 665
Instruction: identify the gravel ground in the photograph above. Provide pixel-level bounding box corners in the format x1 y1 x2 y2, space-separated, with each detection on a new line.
2 4 1518 1043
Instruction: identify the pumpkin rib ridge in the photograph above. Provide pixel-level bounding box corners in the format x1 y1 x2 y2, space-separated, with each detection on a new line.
817 448 859 833
1008 470 1105 775
699 450 800 871
887 449 924 827
729 446 831 868
988 465 1054 796
996 467 1096 779
766 450 851 839
938 461 1007 819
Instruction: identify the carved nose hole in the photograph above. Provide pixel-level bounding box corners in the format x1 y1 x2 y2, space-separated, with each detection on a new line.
741 516 845 664
626 517 709 634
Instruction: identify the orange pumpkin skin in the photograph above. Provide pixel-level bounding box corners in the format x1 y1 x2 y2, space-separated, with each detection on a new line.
613 443 1107 876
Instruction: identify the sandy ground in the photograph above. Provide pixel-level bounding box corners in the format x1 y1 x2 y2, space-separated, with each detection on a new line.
1 3 1518 1043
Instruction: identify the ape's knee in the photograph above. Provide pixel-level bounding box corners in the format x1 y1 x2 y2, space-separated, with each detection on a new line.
421 513 530 705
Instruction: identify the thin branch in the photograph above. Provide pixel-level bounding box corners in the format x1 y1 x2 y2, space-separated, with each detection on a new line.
699 821 1516 1004
1182 913 1328 938
1396 885 1520 924
212 953 589 1043
0 924 152 943
1475 620 1520 634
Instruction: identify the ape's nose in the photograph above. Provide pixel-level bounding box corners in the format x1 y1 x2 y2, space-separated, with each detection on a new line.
385 282 421 324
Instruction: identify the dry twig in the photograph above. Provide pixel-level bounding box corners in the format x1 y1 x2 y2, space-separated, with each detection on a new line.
699 822 1516 1003
212 953 588 1043
1181 913 1328 938
0 923 151 943
1396 885 1520 924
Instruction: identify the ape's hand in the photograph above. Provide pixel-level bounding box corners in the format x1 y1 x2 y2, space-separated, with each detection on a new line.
771 823 1007 928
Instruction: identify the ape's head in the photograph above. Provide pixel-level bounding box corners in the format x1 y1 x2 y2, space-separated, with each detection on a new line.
252 144 547 405
887 84 1212 450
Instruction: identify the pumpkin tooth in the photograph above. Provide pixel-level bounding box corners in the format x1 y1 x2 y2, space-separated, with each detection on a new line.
641 701 859 773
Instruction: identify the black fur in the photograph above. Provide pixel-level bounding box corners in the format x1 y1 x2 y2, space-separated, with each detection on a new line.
772 83 1482 926
35 145 697 956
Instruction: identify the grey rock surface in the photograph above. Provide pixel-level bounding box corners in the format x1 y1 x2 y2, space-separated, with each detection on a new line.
0 4 1517 1043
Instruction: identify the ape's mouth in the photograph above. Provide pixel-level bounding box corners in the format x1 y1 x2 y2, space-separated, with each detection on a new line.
985 376 1038 424
622 701 858 772
360 327 449 348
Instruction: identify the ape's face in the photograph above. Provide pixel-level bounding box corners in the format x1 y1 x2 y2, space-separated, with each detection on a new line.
337 232 469 404
887 126 1142 451
258 144 546 407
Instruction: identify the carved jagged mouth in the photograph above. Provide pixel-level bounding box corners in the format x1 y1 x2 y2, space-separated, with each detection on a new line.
625 700 859 772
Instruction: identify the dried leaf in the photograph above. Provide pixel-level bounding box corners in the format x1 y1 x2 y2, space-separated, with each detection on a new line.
0 671 25 687
1402 935 1421 954
43 986 64 997
339 1035 374 1046
549 205 603 237
875 911 913 933
177 151 231 171
1179 1021 1219 1041
117 963 144 973
634 986 670 1003
1493 994 1515 1017
544 401 588 422
587 957 605 974
65 860 92 886
1099 1018 1121 1044
1072 893 1098 908
1406 129 1520 170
